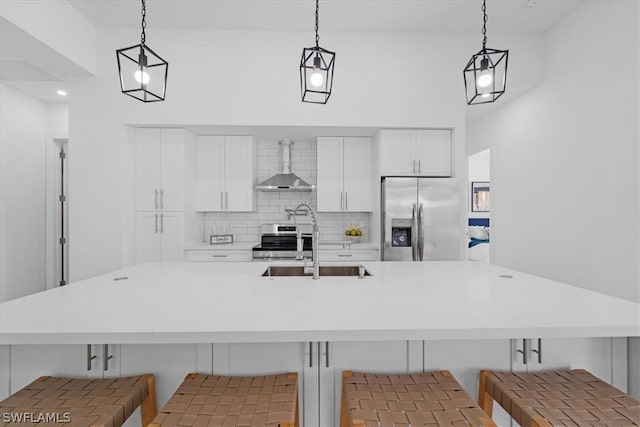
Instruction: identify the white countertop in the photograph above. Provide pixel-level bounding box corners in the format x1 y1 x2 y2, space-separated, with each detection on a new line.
184 242 379 251
1 261 638 345
185 242 257 251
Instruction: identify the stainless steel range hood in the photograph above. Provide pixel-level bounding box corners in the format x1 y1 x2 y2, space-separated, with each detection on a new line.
256 139 314 191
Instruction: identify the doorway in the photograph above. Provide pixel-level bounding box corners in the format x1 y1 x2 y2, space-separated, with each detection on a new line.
467 149 491 262
49 138 68 287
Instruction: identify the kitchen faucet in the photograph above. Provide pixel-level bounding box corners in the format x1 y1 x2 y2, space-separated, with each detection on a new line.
286 208 305 260
285 203 320 279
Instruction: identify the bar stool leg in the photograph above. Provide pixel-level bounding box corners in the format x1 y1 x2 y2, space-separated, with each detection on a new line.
478 370 494 418
288 373 300 427
140 374 158 427
340 371 352 427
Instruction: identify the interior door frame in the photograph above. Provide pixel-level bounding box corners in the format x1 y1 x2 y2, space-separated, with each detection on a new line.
47 138 68 289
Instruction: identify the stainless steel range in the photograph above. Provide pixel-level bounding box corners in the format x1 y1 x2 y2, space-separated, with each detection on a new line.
252 224 313 261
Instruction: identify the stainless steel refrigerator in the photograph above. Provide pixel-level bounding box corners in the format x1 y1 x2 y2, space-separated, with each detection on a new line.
381 177 461 261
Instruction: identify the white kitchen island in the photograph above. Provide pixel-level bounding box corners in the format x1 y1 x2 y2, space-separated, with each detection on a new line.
1 261 638 426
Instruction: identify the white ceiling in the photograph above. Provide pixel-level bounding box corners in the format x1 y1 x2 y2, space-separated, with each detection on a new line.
3 0 583 106
68 0 582 34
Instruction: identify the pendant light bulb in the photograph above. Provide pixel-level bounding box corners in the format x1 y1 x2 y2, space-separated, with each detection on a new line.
310 70 324 87
477 71 492 88
476 57 492 88
134 50 150 84
310 55 324 87
134 68 150 84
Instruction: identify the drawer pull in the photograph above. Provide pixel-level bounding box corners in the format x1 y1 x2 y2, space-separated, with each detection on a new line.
211 254 228 258
86 345 96 371
103 344 113 371
338 254 353 257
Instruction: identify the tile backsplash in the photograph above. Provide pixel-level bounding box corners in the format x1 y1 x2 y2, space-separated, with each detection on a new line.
202 139 369 243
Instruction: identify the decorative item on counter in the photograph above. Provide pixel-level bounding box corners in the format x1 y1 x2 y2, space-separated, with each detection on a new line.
344 222 363 243
210 234 233 245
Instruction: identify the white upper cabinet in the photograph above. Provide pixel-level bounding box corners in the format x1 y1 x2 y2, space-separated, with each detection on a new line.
316 137 343 212
197 135 255 212
379 129 452 177
343 137 372 211
317 137 372 212
415 130 452 177
197 136 226 211
135 128 184 211
378 130 415 177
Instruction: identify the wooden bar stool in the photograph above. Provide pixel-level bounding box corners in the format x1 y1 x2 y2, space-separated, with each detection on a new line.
341 370 496 427
149 372 299 427
0 374 157 426
478 369 640 427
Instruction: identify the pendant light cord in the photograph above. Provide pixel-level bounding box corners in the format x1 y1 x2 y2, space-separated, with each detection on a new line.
140 0 147 46
315 0 320 48
481 0 487 50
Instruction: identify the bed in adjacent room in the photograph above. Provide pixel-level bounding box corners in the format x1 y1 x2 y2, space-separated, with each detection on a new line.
467 218 490 262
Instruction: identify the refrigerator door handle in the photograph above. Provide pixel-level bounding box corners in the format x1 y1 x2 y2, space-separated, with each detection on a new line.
418 203 424 261
411 204 418 261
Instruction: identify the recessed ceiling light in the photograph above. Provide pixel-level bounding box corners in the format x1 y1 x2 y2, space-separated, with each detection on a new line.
56 90 67 96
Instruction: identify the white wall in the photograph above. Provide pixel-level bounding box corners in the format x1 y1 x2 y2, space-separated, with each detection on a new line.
468 1 639 303
0 84 48 302
0 0 96 75
68 29 543 281
629 2 640 401
468 149 490 183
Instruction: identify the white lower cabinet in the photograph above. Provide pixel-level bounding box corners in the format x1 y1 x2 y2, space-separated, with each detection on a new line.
120 344 212 427
320 341 410 427
424 340 513 427
319 249 379 262
8 345 117 394
3 339 628 427
185 249 251 262
512 337 615 381
212 343 311 426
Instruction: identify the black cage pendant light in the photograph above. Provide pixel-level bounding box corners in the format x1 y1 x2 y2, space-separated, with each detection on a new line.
463 0 508 105
299 0 335 104
116 0 168 102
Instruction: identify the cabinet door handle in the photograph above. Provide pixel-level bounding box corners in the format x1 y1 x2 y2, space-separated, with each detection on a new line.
325 342 329 368
160 189 164 209
412 160 416 174
225 191 228 210
532 338 542 364
220 192 224 210
345 192 348 211
309 342 313 368
86 345 96 371
517 339 528 364
418 160 421 174
155 213 158 233
160 213 164 233
103 344 113 371
154 189 159 209
340 192 343 210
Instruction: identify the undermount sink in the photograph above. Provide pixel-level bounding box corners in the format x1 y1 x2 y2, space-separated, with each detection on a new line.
261 265 372 277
